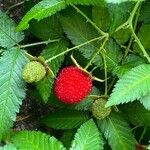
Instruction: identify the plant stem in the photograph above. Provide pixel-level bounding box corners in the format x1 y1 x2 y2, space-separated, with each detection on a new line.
121 45 134 53
113 106 119 112
84 37 108 70
16 115 30 122
131 125 140 131
88 95 101 99
107 77 116 94
115 1 150 63
45 36 102 63
102 52 108 96
139 127 147 143
130 26 150 62
115 0 142 32
6 0 29 14
19 39 60 49
70 54 82 69
24 51 36 60
128 0 142 24
71 4 108 37
88 94 108 99
124 3 141 57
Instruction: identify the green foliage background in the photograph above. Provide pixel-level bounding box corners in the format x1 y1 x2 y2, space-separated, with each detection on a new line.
0 0 150 149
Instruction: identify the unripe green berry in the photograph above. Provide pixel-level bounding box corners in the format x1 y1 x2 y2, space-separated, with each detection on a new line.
22 61 46 83
92 98 111 120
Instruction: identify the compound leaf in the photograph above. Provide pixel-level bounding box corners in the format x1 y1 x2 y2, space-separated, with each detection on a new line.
0 48 27 140
106 64 150 107
17 0 66 31
70 119 103 150
0 11 24 48
11 131 66 150
97 112 135 150
121 102 150 126
139 93 150 110
41 110 89 129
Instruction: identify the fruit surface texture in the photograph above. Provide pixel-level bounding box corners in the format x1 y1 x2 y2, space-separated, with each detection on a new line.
22 61 46 83
92 99 111 120
54 66 92 104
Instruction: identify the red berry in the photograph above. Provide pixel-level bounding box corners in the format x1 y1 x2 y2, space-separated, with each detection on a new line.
54 66 92 104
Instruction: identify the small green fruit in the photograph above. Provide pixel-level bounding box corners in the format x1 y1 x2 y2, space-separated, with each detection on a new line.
92 98 111 120
22 61 46 83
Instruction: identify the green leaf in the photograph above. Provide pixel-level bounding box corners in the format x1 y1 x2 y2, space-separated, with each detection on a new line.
11 131 66 150
41 40 68 75
139 1 150 23
48 136 66 150
70 119 103 150
36 76 53 103
108 2 133 34
104 39 123 71
97 112 136 150
113 28 131 45
106 64 150 107
17 0 66 31
69 87 100 111
66 0 105 6
60 9 122 70
139 93 150 110
48 92 67 108
92 6 110 32
113 54 146 78
106 0 140 3
36 40 68 103
0 11 24 48
41 110 89 129
66 0 139 5
133 24 150 55
0 48 28 140
0 144 17 150
29 15 63 40
148 144 150 150
60 8 103 67
121 102 150 126
61 130 75 148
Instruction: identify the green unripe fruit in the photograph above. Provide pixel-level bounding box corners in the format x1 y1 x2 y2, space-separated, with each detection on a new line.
92 98 111 120
22 61 46 83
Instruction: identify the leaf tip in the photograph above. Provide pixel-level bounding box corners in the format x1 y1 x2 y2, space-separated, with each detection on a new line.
105 101 113 108
16 22 29 32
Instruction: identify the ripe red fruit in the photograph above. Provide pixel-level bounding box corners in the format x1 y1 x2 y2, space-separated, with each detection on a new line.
54 66 92 104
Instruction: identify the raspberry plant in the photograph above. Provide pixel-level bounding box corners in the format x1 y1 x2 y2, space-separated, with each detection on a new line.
0 0 150 149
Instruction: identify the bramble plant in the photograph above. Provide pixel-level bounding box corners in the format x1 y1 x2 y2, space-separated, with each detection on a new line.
0 0 150 149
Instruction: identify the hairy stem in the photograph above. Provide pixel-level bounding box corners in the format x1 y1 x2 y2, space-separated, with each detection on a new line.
124 3 141 57
128 0 142 24
19 39 60 49
84 37 108 70
24 51 36 60
115 1 150 63
130 26 150 62
107 77 116 94
115 0 142 32
45 36 102 63
102 52 108 96
71 4 108 37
